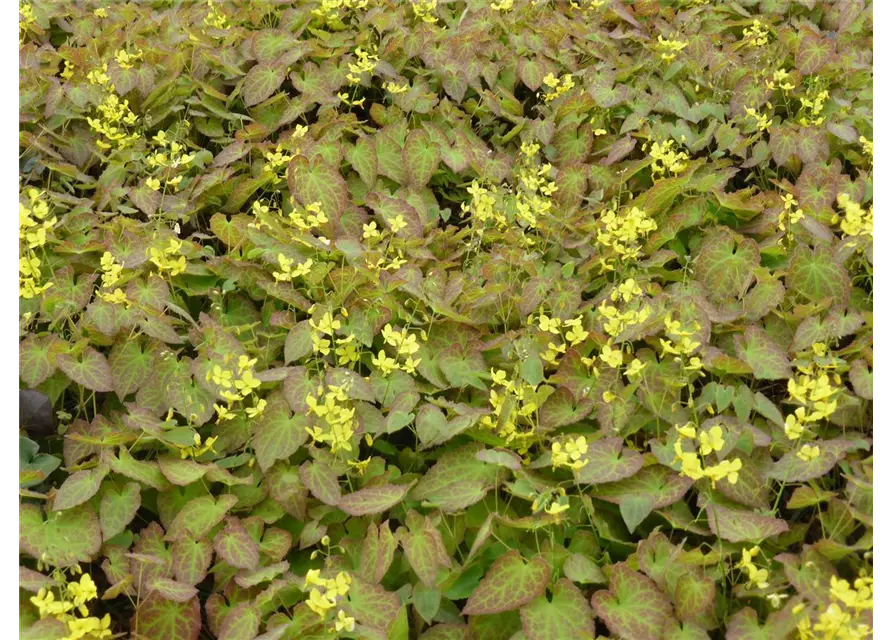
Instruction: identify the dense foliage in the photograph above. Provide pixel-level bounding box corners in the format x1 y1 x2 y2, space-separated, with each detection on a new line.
18 1 873 639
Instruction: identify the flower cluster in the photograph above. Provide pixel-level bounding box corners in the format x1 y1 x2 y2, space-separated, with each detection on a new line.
513 141 557 229
859 135 872 159
306 383 357 454
113 48 142 70
736 546 769 589
490 0 513 12
203 0 228 31
742 19 770 47
263 144 294 185
362 216 410 273
19 188 56 299
784 356 841 441
312 0 369 23
97 252 129 306
273 253 313 282
646 138 689 179
29 569 111 640
597 279 651 339
480 369 542 455
569 0 606 11
412 0 438 23
834 193 872 245
673 422 742 486
148 238 187 277
146 131 196 190
660 314 704 376
303 570 355 632
87 92 140 151
745 103 773 132
531 309 589 367
309 308 348 357
594 203 657 272
777 193 805 244
532 487 571 516
346 46 378 84
765 68 796 92
385 81 410 94
795 573 873 640
798 83 830 126
375 323 425 375
656 34 688 61
551 436 589 471
541 73 575 102
462 180 502 229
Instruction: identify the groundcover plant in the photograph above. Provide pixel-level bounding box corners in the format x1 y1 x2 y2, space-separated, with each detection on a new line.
19 1 873 639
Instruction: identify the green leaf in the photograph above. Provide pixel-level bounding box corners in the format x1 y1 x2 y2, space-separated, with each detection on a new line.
57 347 114 392
149 578 198 603
20 503 102 566
299 460 342 506
438 346 488 391
347 578 402 631
411 444 504 512
100 481 141 541
339 482 415 516
158 456 209 486
253 394 309 472
591 563 673 640
109 339 153 399
733 326 791 380
234 561 289 589
214 517 260 570
397 517 451 588
346 136 378 188
705 504 789 543
165 494 239 541
134 594 201 640
360 521 398 584
413 584 441 624
619 494 655 533
520 578 594 640
52 464 108 511
110 447 171 491
242 63 286 107
575 437 644 484
403 129 441 189
415 403 475 450
785 245 850 305
850 359 873 400
284 321 312 364
539 387 595 431
693 227 760 300
172 538 213 585
563 553 607 584
461 550 550 615
768 439 864 482
674 572 715 623
594 465 692 511
287 155 348 222
19 334 63 388
796 33 834 75
769 124 798 166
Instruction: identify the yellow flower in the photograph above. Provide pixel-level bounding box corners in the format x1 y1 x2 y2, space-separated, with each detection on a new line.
335 609 356 632
146 177 161 191
675 423 697 439
363 221 380 239
245 399 267 418
307 587 336 617
599 345 623 368
625 358 645 378
796 444 820 462
698 425 725 456
372 350 399 376
214 404 236 423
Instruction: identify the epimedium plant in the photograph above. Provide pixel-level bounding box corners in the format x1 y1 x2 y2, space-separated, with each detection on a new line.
18 1 873 639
